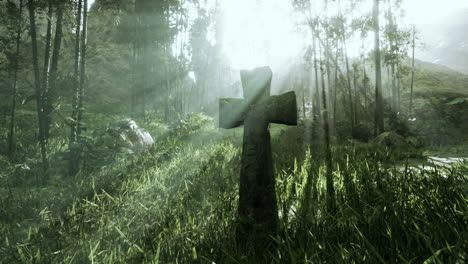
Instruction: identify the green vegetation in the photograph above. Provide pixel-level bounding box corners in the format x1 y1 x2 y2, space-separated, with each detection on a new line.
1 114 467 263
1 0 467 263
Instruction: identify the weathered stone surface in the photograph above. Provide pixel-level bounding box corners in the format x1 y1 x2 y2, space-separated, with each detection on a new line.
107 119 154 154
375 131 408 148
219 66 297 257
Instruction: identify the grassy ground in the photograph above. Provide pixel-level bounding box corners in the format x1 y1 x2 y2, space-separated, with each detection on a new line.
0 114 467 263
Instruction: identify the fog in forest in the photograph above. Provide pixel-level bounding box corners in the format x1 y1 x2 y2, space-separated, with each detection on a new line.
0 0 467 263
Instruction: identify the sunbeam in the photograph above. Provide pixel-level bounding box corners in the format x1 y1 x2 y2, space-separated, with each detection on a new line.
220 0 304 71
1 0 467 263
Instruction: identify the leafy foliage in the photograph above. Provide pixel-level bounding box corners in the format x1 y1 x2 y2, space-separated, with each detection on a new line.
1 117 466 263
1 0 467 263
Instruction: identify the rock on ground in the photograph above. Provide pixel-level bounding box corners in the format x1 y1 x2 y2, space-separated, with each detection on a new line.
375 131 408 148
107 119 154 154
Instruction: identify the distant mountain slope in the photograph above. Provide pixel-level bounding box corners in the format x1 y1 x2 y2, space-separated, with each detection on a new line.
412 59 468 97
405 59 468 144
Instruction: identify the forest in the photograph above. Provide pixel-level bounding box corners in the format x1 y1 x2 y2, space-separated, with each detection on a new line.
0 0 467 263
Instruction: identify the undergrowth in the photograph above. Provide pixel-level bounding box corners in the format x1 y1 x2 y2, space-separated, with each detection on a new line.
0 113 467 263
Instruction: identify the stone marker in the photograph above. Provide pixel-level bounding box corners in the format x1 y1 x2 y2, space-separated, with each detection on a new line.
219 66 297 252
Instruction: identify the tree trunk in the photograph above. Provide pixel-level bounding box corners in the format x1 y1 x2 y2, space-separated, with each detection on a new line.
387 0 398 111
42 3 53 139
164 39 170 122
47 2 64 134
7 0 24 158
343 36 355 131
312 29 321 120
131 40 137 117
28 0 49 172
69 0 82 175
319 39 335 214
390 63 396 110
131 0 140 118
397 66 401 112
322 1 331 120
362 52 369 129
409 25 415 117
373 0 384 136
310 24 349 100
333 41 339 125
301 79 306 119
142 22 147 120
353 63 358 124
77 0 88 136
71 0 82 144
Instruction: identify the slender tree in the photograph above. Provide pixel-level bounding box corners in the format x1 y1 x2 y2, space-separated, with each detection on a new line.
409 24 415 117
353 63 358 123
397 66 401 111
332 40 339 124
301 78 306 119
131 0 138 117
164 37 171 122
70 0 82 144
77 0 88 135
28 0 49 171
312 22 321 120
7 0 24 158
69 0 83 175
42 2 53 139
319 36 335 214
373 0 384 135
362 50 369 128
338 10 355 131
47 1 64 135
343 34 355 131
387 0 398 111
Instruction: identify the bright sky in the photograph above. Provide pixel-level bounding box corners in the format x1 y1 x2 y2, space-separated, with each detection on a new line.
403 0 468 25
219 0 468 70
88 0 467 70
220 0 303 71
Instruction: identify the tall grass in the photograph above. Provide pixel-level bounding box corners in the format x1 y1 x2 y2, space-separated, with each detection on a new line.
0 115 466 263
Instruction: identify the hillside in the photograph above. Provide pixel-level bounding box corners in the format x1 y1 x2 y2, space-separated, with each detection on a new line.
412 59 468 97
394 59 468 145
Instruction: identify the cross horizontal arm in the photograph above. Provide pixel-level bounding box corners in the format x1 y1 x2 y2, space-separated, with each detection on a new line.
219 98 245 129
267 91 297 125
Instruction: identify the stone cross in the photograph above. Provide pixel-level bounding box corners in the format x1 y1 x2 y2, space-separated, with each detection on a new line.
219 66 297 250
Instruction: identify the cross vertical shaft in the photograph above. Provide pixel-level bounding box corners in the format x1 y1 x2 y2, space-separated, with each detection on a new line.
219 66 297 255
